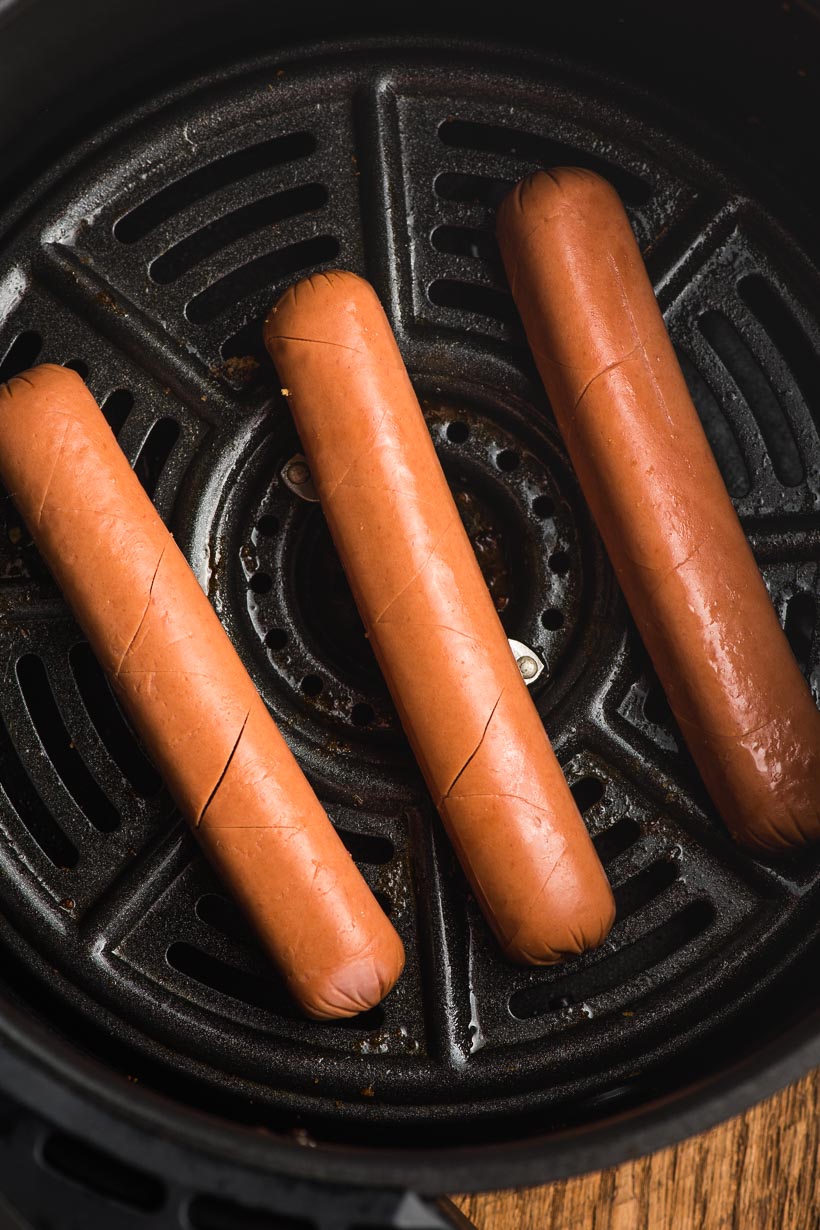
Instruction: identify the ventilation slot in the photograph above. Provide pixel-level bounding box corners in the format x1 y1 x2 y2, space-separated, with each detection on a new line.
699 312 804 487
133 418 180 499
0 331 42 382
431 225 502 269
434 171 513 208
196 893 254 946
186 235 340 325
188 1194 311 1230
428 279 517 325
570 775 605 813
68 642 161 797
114 132 317 243
221 318 271 367
739 275 820 438
784 590 816 676
593 816 641 865
16 654 119 832
676 347 750 498
101 389 133 437
0 715 78 867
613 859 679 922
336 827 394 865
166 942 384 1031
150 183 328 284
40 1131 164 1212
438 120 652 206
643 680 674 729
509 899 715 1020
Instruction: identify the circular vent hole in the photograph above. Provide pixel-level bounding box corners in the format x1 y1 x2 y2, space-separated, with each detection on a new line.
447 421 470 443
351 702 375 727
257 514 279 536
249 572 272 594
541 608 565 630
301 675 323 697
64 359 89 378
265 628 287 650
549 550 571 575
532 494 555 518
496 449 519 471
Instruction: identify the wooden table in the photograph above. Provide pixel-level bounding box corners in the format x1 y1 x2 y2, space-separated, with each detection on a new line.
452 1068 820 1229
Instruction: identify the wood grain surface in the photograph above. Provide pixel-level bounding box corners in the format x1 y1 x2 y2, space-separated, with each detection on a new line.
451 1068 820 1229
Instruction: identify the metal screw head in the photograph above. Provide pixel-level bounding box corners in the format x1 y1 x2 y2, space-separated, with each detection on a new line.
518 655 539 681
507 638 546 685
280 453 319 502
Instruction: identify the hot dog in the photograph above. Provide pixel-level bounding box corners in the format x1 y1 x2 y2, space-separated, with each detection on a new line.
0 365 404 1017
497 169 820 854
265 273 615 963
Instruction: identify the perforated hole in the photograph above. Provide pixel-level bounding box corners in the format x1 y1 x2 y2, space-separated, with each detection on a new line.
69 642 161 798
17 654 119 832
300 674 323 696
643 681 674 728
548 550 571 575
740 275 820 437
428 278 517 324
0 716 78 867
495 449 519 471
0 330 42 381
431 224 500 265
613 859 679 920
196 893 253 946
676 348 750 498
433 171 512 208
133 418 180 498
114 131 317 243
508 899 716 1020
336 827 394 865
532 495 555 518
784 590 816 675
593 816 641 864
351 702 375 727
185 234 340 325
101 388 134 437
570 776 605 812
438 119 653 206
166 942 384 1030
446 420 470 443
150 183 328 284
39 1132 165 1212
699 311 804 486
541 608 564 630
248 572 272 595
256 514 279 536
265 628 288 650
63 358 88 378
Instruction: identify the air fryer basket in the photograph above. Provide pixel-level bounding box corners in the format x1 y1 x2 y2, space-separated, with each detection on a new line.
0 2 819 1224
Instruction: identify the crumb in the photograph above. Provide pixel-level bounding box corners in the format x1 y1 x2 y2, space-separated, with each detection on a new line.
281 388 290 397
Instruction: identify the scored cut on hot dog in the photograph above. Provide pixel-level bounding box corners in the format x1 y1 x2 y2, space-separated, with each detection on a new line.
497 168 820 854
265 272 615 964
0 364 404 1018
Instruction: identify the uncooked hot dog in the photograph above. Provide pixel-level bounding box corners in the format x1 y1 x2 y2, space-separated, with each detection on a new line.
265 273 615 963
0 365 404 1017
497 169 820 853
